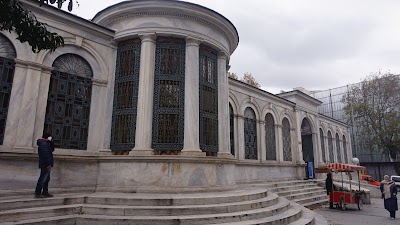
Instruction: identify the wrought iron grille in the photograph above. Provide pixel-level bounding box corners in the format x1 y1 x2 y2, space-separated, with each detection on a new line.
111 39 141 151
199 45 218 153
343 135 348 163
265 113 276 160
152 38 185 151
44 54 92 150
282 118 292 161
328 132 334 162
0 34 16 59
336 133 342 163
229 104 235 156
244 107 257 159
320 129 326 162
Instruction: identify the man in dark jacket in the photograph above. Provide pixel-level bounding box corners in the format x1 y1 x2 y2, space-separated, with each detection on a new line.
326 172 334 209
34 132 54 198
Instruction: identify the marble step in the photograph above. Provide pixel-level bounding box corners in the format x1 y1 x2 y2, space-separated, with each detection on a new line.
70 198 291 225
275 187 325 198
85 188 268 206
0 194 86 211
301 198 329 209
0 204 81 223
293 194 328 206
81 194 279 216
245 180 318 189
208 206 303 225
267 183 318 193
0 215 76 225
279 189 326 201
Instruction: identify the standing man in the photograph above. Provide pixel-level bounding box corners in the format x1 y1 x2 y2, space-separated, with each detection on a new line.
325 172 334 209
34 132 54 198
380 175 398 220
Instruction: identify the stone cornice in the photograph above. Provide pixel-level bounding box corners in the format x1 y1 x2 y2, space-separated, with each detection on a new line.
14 59 53 72
92 1 239 54
92 78 108 87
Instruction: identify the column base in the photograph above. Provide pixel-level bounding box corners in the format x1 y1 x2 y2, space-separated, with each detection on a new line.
129 148 154 156
12 146 35 153
180 149 206 157
217 152 234 159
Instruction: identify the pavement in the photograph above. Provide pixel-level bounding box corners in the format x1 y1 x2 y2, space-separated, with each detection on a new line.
314 198 400 225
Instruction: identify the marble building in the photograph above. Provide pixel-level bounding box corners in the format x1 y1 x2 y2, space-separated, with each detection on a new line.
0 0 351 192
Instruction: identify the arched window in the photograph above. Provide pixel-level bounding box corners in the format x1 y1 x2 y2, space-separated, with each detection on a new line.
199 45 218 153
282 118 292 161
44 54 93 149
229 104 234 156
343 135 348 163
111 39 141 151
319 128 326 162
152 37 185 151
265 113 276 160
244 107 257 159
336 133 342 163
0 34 16 144
328 131 334 162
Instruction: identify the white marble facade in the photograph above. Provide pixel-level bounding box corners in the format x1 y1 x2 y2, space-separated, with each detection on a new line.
0 0 352 191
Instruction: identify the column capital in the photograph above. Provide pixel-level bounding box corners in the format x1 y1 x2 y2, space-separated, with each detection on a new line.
185 37 201 47
139 33 156 43
218 51 228 60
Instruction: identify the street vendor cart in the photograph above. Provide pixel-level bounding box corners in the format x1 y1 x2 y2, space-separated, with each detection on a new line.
316 163 366 211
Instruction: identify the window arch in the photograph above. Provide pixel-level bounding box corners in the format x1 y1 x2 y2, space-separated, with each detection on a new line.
328 131 334 162
244 107 257 159
44 53 93 149
265 113 276 160
152 37 185 151
199 45 218 153
343 135 348 163
0 34 16 144
319 128 326 162
282 118 292 161
111 39 141 151
336 133 341 163
229 103 234 156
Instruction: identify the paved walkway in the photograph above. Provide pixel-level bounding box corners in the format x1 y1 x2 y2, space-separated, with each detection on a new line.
314 198 399 225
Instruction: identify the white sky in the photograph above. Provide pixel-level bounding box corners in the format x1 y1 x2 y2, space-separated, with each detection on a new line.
65 0 400 94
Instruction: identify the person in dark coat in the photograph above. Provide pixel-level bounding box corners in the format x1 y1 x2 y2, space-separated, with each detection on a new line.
34 132 54 198
380 175 398 219
326 172 334 209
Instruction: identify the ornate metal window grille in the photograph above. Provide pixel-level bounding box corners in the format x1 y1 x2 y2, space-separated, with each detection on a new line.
328 132 334 162
229 104 234 156
111 39 141 151
265 113 276 160
44 54 92 150
282 118 292 161
320 129 326 162
152 38 185 151
199 45 218 153
343 135 348 163
0 34 16 144
336 133 342 163
244 107 257 159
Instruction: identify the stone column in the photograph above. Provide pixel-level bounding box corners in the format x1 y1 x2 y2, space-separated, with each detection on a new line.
332 135 337 163
260 121 266 162
32 69 52 148
237 115 245 160
130 33 156 156
13 61 42 151
291 128 297 162
217 52 233 158
312 132 319 167
276 124 283 161
181 37 203 156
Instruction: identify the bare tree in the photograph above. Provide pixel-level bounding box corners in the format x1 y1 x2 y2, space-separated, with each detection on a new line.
342 72 400 174
228 72 238 80
241 72 260 88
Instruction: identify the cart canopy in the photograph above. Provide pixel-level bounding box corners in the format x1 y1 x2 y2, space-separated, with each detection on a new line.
315 163 366 173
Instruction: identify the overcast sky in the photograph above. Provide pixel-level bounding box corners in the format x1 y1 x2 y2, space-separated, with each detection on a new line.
67 0 400 94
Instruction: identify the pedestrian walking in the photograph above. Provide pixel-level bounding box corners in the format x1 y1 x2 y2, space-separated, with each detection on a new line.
380 175 398 219
34 132 54 198
326 172 334 209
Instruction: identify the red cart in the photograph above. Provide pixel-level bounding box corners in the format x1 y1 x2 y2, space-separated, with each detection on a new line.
317 163 366 211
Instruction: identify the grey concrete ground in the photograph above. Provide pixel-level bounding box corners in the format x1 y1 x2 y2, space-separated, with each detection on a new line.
314 198 400 225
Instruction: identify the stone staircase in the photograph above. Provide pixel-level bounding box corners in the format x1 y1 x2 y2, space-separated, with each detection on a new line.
0 187 323 225
245 180 328 209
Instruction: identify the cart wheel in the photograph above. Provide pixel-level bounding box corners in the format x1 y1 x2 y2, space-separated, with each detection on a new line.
358 198 363 210
340 198 346 211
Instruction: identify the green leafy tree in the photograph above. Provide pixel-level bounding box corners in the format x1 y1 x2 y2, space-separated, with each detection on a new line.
242 72 260 88
0 0 77 52
342 72 400 174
